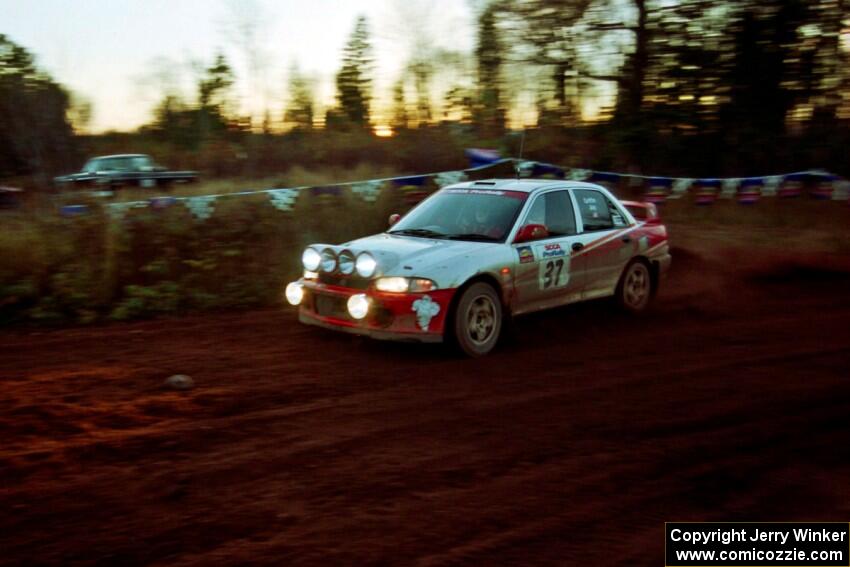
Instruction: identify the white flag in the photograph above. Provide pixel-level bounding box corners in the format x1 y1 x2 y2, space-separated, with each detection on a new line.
184 195 217 220
268 188 299 212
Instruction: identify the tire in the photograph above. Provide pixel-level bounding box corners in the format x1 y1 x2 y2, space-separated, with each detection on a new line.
452 282 502 357
616 259 652 313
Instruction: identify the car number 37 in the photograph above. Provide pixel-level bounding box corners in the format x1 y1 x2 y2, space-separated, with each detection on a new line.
540 258 569 289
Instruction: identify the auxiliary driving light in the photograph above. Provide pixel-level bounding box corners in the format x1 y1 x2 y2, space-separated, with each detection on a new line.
338 249 356 275
285 282 304 305
302 247 321 272
355 252 377 278
347 293 369 320
320 248 338 273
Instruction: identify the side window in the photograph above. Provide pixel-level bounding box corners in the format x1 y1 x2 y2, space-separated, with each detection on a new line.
545 191 576 236
609 199 628 228
524 191 577 237
525 196 545 226
575 190 614 231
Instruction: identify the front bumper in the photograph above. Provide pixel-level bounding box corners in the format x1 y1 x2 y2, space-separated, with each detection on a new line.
295 279 456 343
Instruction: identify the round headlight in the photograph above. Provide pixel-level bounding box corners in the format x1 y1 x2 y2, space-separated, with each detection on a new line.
320 248 337 273
338 249 355 275
302 247 321 272
347 293 369 319
355 252 377 278
285 282 304 305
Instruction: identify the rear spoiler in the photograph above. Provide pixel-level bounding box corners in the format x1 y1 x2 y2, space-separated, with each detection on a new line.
621 200 661 224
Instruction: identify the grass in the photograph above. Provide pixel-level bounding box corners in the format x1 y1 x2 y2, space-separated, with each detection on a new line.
1 167 849 327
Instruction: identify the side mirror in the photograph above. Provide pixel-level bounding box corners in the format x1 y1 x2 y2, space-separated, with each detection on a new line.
513 223 549 244
388 213 401 227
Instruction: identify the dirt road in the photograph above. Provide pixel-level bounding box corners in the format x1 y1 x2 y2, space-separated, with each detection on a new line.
2 234 850 566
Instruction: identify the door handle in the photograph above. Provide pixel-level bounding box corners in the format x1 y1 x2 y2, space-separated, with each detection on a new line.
571 242 584 251
621 235 632 243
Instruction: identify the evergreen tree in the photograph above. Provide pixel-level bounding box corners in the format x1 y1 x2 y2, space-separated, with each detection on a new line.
284 63 315 130
475 4 506 135
334 15 373 128
391 78 409 131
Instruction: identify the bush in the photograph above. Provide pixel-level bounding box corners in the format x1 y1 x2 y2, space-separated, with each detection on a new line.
0 178 411 326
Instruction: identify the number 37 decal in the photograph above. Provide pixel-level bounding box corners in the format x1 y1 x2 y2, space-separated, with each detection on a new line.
539 257 570 289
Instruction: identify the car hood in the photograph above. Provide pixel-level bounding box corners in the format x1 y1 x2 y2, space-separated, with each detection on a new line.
343 233 500 276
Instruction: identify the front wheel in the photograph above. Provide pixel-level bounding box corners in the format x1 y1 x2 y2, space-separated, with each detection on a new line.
452 282 502 357
616 260 652 313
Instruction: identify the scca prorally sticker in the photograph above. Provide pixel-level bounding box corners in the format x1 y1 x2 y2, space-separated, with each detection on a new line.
541 243 566 258
412 295 441 331
517 246 535 264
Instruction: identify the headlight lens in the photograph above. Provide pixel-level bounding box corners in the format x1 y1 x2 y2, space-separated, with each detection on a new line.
338 249 356 275
355 252 377 278
375 277 409 293
374 277 436 293
347 293 369 319
320 248 337 273
302 247 321 271
285 282 304 305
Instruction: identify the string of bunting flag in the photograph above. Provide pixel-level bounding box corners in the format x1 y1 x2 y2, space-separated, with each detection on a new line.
58 154 850 220
59 158 515 220
511 159 850 206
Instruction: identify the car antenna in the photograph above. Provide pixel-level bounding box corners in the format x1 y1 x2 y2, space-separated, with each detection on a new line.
515 128 526 181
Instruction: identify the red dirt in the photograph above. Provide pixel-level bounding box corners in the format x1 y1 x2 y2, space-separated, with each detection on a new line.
2 235 850 566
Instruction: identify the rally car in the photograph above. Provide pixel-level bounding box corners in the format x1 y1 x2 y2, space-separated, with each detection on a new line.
285 179 671 356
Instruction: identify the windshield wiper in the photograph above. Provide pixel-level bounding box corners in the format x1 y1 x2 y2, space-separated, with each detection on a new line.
445 233 501 242
388 228 446 239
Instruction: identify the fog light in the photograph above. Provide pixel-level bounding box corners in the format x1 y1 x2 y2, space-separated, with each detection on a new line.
285 282 304 305
302 247 321 272
347 293 369 320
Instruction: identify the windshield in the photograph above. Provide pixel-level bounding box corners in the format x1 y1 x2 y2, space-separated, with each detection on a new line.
389 188 528 242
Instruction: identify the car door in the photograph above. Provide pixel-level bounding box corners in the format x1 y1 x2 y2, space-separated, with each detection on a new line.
511 189 587 315
571 188 634 299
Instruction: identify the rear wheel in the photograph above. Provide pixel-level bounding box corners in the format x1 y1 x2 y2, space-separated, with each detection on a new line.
616 260 652 313
452 282 502 357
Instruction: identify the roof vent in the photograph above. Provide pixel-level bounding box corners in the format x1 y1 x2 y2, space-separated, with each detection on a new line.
473 181 497 186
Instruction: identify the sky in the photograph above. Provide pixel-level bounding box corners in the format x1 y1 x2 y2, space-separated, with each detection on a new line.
1 0 476 132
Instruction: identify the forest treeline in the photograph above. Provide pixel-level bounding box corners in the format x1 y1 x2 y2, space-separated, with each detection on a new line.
1 0 848 187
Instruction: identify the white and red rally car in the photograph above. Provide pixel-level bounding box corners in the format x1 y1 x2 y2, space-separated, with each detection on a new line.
286 179 671 356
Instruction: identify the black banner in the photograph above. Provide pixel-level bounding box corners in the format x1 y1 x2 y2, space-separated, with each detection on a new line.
666 523 849 566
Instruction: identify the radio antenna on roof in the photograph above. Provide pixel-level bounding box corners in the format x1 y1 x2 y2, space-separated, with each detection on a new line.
515 128 526 180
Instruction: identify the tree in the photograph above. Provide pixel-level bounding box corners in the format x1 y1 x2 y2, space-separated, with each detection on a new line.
391 78 409 131
197 53 234 140
333 15 373 128
284 63 315 130
0 34 77 182
409 58 433 125
497 0 592 119
198 53 234 111
475 3 506 135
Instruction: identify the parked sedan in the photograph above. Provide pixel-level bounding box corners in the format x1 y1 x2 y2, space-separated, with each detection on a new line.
54 154 197 190
285 179 671 356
